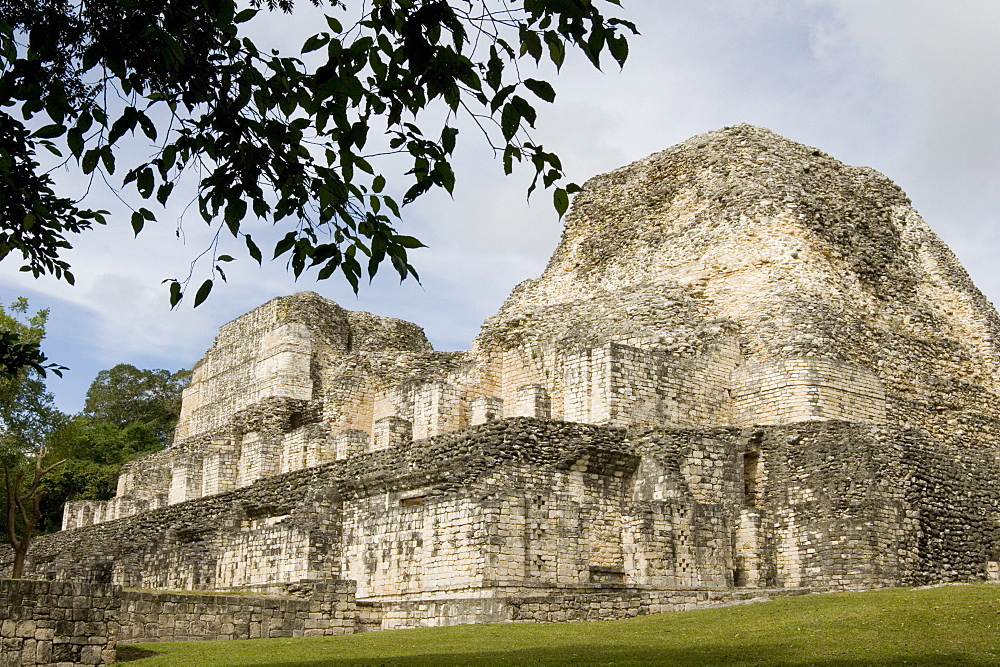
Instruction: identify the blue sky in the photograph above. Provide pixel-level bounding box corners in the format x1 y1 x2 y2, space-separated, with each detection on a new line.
4 1 1000 413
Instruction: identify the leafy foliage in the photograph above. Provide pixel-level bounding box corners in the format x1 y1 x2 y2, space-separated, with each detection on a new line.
35 457 119 533
82 364 190 448
0 299 62 455
0 0 636 304
48 417 167 467
0 329 66 379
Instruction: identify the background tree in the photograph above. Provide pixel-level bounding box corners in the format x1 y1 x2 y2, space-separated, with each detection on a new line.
0 298 65 577
0 0 635 305
0 300 189 564
37 365 189 534
82 364 190 448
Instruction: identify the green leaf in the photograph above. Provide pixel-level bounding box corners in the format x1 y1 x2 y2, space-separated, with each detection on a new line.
372 175 386 193
245 235 263 264
384 196 400 218
273 232 297 258
486 48 504 90
160 145 177 173
137 112 157 140
586 24 606 68
130 211 145 235
168 281 183 308
108 110 137 144
511 95 537 127
156 182 174 205
32 124 65 139
101 148 115 174
441 126 458 154
65 128 83 157
519 26 542 61
82 149 100 175
224 199 247 236
193 279 213 307
394 235 426 249
523 79 555 103
137 169 154 198
501 102 519 141
554 187 570 218
302 33 329 54
545 32 566 69
234 8 257 23
491 85 516 113
609 34 629 67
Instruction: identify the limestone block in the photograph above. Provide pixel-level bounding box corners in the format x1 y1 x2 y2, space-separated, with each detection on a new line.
201 440 240 496
333 430 369 460
732 359 886 426
257 323 313 401
238 432 281 486
470 397 503 426
411 382 462 440
168 456 205 505
372 417 412 451
514 385 551 419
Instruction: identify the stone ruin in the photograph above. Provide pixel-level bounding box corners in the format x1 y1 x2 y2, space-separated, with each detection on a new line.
12 124 1000 629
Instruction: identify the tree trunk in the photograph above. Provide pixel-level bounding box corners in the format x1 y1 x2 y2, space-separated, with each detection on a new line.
3 452 63 579
10 540 26 579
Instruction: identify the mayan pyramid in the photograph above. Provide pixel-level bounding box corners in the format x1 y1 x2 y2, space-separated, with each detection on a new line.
10 125 999 636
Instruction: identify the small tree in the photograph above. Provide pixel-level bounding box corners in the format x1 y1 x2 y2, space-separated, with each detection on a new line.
2 447 64 578
0 298 64 577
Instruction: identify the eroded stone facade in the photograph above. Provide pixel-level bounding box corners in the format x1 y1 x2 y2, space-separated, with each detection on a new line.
16 125 1000 628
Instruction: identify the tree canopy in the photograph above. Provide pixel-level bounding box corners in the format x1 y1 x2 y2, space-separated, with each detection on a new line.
82 364 189 447
0 0 635 305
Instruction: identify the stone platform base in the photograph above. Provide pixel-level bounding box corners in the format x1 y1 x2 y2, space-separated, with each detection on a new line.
360 587 814 630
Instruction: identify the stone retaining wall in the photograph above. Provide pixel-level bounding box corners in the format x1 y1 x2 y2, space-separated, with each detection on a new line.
0 579 119 666
118 580 358 642
507 588 809 622
364 587 812 630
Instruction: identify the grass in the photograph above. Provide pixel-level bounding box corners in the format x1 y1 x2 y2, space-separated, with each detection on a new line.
116 583 1000 666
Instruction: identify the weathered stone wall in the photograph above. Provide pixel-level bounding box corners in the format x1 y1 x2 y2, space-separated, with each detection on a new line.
0 580 118 666
750 424 917 589
118 580 357 642
29 417 1000 601
732 359 886 425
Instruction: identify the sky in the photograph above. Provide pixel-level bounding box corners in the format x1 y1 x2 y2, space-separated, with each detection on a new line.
3 1 1000 413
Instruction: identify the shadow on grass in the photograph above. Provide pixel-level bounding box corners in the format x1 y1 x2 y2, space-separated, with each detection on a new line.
210 643 994 667
116 645 163 662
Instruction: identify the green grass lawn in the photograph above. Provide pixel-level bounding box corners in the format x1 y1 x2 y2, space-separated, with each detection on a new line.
116 583 1000 666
